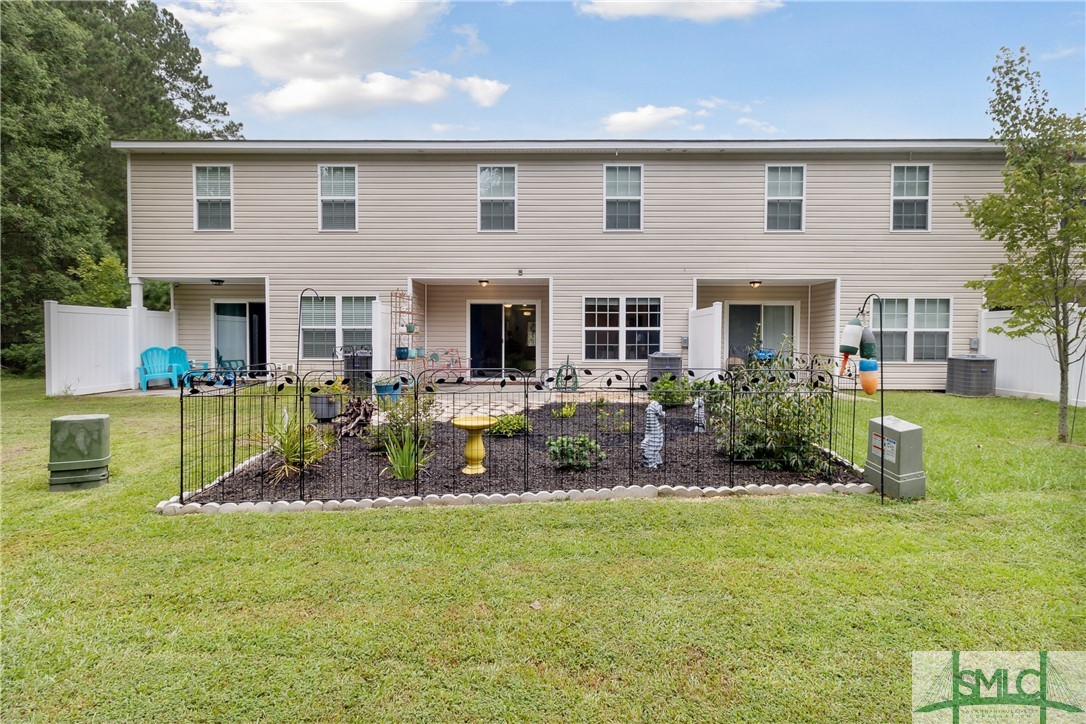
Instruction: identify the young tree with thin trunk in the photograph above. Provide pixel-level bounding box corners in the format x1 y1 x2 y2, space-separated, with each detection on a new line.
963 47 1086 443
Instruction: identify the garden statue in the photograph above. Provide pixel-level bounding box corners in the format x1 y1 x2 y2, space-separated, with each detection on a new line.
692 396 706 433
641 400 665 468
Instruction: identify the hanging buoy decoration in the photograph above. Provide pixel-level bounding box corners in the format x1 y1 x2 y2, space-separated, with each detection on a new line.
860 325 878 360
859 359 879 395
839 316 863 376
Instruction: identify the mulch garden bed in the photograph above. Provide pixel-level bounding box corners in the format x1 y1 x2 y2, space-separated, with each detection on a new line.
188 400 861 504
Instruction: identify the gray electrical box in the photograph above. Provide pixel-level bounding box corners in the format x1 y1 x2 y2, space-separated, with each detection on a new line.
864 416 926 499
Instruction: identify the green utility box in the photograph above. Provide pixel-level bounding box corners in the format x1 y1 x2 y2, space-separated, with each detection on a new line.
49 414 111 491
864 415 926 499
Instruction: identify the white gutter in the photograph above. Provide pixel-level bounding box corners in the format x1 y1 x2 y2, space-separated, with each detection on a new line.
111 139 1003 155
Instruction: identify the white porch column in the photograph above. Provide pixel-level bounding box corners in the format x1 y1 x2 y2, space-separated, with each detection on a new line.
129 276 146 389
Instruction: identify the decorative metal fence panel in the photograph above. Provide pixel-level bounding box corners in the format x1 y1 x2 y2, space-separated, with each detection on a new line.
179 361 862 504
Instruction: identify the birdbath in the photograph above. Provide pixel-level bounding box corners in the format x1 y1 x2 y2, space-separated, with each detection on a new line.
450 415 496 475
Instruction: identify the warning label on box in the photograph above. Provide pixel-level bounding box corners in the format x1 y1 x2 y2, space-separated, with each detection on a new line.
872 433 897 464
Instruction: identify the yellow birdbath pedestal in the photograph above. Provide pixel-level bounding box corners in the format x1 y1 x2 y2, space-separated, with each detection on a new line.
451 415 496 475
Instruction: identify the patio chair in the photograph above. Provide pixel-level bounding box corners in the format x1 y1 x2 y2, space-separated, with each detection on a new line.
215 349 247 372
167 346 209 387
137 346 181 391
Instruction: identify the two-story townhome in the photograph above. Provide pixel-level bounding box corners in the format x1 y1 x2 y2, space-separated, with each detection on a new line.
112 139 1006 388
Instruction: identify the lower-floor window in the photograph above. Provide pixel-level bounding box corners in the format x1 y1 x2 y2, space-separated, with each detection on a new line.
584 296 661 361
874 297 950 362
301 294 374 359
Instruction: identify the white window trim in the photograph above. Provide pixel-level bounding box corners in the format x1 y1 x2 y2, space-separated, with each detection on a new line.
317 164 358 232
299 292 377 361
581 294 663 362
764 163 806 233
193 163 233 232
477 164 518 232
602 163 644 232
890 163 932 232
873 296 953 363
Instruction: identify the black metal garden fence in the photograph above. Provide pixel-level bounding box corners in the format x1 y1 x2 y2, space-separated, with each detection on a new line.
178 358 862 504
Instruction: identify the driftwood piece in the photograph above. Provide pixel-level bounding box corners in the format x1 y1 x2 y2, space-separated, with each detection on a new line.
336 396 374 438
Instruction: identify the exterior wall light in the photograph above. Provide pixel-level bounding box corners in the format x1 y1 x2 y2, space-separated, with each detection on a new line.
749 281 762 289
479 280 489 288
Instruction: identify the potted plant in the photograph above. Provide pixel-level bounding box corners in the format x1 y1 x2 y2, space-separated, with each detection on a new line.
373 376 400 404
308 376 349 421
405 323 416 333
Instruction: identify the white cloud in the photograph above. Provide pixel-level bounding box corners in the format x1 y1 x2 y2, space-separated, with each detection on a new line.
688 123 705 131
448 24 488 62
455 77 511 107
432 123 465 133
698 96 754 113
253 71 456 115
737 117 780 134
169 1 509 114
603 105 690 133
1040 46 1083 61
576 0 782 23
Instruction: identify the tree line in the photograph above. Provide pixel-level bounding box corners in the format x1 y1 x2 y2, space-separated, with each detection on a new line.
1 0 242 373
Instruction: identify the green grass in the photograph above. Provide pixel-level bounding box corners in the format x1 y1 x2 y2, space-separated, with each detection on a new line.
3 377 1084 721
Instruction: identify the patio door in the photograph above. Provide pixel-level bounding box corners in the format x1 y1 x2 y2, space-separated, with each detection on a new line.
469 302 538 376
213 301 267 368
726 303 796 360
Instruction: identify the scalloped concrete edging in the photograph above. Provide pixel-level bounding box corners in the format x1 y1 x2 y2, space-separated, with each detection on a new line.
155 481 876 516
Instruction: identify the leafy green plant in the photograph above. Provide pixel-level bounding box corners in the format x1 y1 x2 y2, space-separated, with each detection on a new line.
595 403 631 432
649 373 691 407
551 401 578 419
309 375 349 396
712 367 832 475
366 390 437 450
381 432 434 480
546 434 604 471
264 405 336 483
488 413 532 437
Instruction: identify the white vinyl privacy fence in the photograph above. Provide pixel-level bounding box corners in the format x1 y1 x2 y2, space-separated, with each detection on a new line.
979 309 1086 407
45 301 176 396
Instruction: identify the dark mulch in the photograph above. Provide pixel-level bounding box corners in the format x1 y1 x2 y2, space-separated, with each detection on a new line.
188 401 861 503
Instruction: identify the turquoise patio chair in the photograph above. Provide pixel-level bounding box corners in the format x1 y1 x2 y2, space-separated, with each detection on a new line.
167 346 208 387
215 349 247 371
137 347 181 391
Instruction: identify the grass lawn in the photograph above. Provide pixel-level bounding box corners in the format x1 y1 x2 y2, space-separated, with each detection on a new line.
3 376 1084 721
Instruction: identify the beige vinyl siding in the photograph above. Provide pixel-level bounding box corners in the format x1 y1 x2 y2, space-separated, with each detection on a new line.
809 281 837 354
127 150 1005 388
420 282 550 369
173 283 265 364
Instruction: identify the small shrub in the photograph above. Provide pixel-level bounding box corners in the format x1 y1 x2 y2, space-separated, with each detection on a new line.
551 401 578 419
713 366 832 475
366 390 437 450
488 413 532 437
546 434 604 471
596 403 631 432
382 432 434 480
649 373 691 407
265 405 335 482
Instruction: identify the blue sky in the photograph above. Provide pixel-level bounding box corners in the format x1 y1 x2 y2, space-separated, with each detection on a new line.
169 1 1085 140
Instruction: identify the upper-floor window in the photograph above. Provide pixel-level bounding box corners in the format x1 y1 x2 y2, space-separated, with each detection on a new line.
478 165 516 231
892 164 931 231
319 165 356 231
194 165 232 231
605 165 642 230
583 296 661 360
874 297 950 362
765 165 804 231
300 294 374 359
